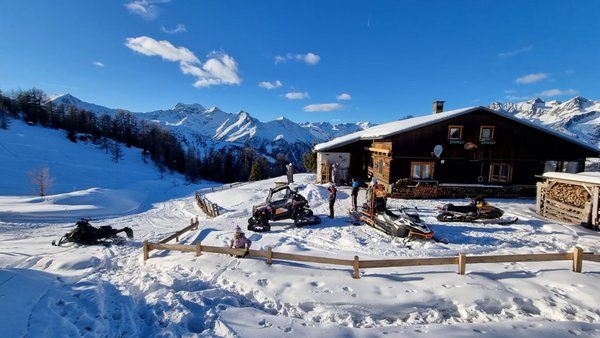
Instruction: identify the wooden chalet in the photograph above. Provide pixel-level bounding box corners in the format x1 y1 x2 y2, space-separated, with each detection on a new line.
314 102 600 198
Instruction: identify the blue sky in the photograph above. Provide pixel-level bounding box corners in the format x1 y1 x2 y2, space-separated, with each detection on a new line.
1 0 599 124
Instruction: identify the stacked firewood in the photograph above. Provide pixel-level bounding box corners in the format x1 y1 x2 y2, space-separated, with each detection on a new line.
414 185 438 198
543 183 590 208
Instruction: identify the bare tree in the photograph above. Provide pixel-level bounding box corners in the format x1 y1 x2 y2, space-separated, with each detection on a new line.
110 140 124 163
28 165 55 196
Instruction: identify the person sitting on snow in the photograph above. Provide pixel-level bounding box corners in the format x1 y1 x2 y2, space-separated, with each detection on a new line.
229 226 251 257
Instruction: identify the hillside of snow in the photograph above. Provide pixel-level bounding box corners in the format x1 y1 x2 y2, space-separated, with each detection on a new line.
0 120 202 220
1 118 600 337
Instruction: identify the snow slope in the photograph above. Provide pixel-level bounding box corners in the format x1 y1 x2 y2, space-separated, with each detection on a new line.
1 119 600 337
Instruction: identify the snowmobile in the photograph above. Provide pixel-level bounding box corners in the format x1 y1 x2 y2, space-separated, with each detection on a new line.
352 183 434 239
247 184 321 232
52 218 134 246
436 196 518 225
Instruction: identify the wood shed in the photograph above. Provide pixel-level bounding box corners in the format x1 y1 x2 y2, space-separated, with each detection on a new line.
537 172 600 230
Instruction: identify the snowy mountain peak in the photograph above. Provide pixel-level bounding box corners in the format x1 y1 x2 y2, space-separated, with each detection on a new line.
490 96 600 148
561 96 592 111
206 106 223 114
44 93 375 168
50 93 81 104
49 93 116 116
527 97 545 105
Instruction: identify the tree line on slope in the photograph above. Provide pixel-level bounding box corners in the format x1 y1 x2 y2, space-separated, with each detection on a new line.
0 88 317 184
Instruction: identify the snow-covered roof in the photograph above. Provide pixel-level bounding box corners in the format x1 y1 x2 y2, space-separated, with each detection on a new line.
314 106 600 153
542 171 600 185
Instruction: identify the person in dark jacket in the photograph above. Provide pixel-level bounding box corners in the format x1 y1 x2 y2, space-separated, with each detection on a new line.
328 182 337 218
350 178 359 211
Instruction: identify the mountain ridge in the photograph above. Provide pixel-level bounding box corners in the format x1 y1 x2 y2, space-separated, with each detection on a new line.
489 96 600 146
48 94 600 169
49 94 374 168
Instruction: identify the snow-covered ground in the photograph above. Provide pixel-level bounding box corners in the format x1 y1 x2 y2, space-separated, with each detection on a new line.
1 121 600 337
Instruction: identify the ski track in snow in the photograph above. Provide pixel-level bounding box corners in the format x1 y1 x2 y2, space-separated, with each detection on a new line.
2 177 600 337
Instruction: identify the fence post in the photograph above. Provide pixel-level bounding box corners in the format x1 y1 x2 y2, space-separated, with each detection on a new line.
458 253 466 275
143 240 149 261
196 242 202 257
266 246 273 265
573 246 583 272
353 256 361 279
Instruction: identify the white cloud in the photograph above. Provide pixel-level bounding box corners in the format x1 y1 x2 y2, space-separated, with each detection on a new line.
284 91 309 100
303 103 343 112
125 36 240 88
303 53 320 65
516 73 548 84
180 52 241 88
258 80 283 89
275 52 321 65
536 89 578 97
498 45 534 59
161 24 187 34
93 61 104 67
336 93 352 101
125 0 170 20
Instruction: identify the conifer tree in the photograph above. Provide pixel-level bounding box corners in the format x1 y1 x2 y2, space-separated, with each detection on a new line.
249 160 262 181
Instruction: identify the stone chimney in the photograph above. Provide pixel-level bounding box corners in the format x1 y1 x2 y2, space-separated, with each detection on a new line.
432 100 445 114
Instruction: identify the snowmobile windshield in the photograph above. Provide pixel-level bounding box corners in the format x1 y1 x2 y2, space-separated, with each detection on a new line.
270 187 293 203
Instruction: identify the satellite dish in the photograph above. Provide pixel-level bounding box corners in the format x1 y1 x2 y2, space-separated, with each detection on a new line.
433 145 443 158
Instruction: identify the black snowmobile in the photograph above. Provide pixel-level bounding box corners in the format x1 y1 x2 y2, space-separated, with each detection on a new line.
247 184 321 232
352 183 434 239
436 196 518 225
52 218 134 246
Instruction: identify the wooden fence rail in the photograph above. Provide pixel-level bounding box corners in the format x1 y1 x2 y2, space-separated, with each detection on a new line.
195 192 219 217
159 217 199 244
143 236 598 279
142 217 199 261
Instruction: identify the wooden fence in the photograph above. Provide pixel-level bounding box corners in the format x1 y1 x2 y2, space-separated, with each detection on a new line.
143 224 600 279
195 192 219 217
194 182 247 218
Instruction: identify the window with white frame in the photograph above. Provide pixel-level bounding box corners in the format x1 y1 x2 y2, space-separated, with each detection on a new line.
411 162 435 180
448 125 463 141
480 126 495 142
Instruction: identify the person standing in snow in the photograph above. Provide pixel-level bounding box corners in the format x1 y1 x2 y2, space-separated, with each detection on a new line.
229 226 251 257
328 182 337 218
286 162 294 184
331 163 338 185
350 178 359 211
365 178 375 209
